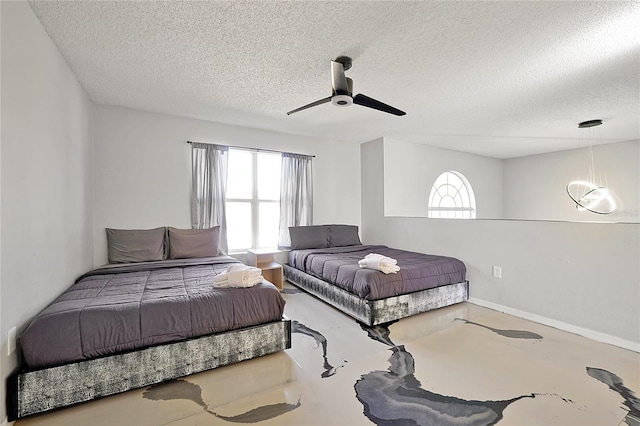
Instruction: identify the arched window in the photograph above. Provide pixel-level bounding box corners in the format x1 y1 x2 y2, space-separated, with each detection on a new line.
428 171 476 219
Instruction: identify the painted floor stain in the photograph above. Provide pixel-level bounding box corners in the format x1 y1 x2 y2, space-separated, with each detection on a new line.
143 379 301 423
454 318 543 340
587 367 640 425
356 321 536 426
143 379 206 409
210 399 302 423
292 320 345 377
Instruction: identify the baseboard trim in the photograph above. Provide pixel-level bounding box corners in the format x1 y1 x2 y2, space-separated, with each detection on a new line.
2 416 10 426
468 297 640 353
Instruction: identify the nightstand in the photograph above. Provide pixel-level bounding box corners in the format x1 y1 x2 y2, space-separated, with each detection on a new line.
247 248 283 291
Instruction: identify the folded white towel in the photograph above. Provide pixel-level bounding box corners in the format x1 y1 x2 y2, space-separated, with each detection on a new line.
358 253 400 274
214 275 263 288
227 263 262 276
213 264 263 287
363 253 398 265
358 253 397 267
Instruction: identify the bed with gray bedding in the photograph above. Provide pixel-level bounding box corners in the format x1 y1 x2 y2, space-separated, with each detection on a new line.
9 253 290 420
20 256 286 368
288 245 466 301
283 225 468 325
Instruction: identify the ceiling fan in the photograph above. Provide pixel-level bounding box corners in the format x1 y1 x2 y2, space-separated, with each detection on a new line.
287 56 406 116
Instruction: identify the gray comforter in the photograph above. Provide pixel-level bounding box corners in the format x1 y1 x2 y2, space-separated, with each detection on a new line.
20 256 286 369
288 245 466 301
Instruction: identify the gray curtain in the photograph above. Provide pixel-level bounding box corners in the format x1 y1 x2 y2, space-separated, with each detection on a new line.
278 153 313 247
191 143 229 254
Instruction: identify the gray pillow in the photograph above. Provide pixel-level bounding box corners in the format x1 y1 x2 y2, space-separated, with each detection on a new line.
289 225 330 250
328 224 362 247
106 227 166 264
168 226 220 259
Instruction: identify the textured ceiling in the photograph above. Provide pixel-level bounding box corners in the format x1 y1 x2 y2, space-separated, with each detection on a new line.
28 1 640 158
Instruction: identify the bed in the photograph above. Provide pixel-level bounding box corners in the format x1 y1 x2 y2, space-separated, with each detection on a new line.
283 225 468 325
7 226 291 420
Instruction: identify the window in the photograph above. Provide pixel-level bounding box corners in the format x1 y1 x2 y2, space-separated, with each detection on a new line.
428 171 476 219
226 149 282 251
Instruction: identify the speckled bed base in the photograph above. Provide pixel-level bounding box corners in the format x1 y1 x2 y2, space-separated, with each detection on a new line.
7 318 291 420
283 264 468 325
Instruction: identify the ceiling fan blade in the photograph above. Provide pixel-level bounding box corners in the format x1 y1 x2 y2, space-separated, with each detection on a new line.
286 97 332 115
353 93 406 116
331 61 349 94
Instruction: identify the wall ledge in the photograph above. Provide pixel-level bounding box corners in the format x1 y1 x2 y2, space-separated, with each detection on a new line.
468 297 640 353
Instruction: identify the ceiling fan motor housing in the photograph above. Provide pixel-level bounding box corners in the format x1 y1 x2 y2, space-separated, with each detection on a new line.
332 94 353 107
286 57 405 116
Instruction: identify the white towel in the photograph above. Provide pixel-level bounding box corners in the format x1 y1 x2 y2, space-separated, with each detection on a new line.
358 253 400 274
214 276 263 288
213 264 263 288
363 253 398 265
358 253 394 268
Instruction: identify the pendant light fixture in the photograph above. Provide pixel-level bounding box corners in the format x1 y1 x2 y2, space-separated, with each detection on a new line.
566 119 616 215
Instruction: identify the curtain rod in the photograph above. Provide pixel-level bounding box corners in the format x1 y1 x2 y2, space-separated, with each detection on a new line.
186 141 315 158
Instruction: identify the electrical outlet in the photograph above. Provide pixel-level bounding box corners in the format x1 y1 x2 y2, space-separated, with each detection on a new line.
8 327 17 355
492 266 502 279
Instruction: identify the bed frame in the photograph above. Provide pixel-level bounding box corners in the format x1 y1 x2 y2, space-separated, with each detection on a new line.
284 264 468 325
7 318 291 420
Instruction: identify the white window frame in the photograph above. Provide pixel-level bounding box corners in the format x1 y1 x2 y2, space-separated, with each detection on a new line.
428 171 476 219
225 149 280 252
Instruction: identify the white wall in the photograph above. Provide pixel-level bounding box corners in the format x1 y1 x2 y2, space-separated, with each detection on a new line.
92 105 361 265
0 1 4 422
384 137 639 224
362 140 640 349
0 1 94 421
504 140 640 222
383 138 504 219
